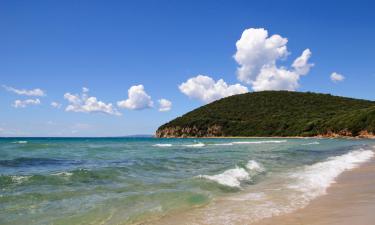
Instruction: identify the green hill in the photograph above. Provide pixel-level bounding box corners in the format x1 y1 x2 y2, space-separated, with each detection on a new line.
156 91 375 138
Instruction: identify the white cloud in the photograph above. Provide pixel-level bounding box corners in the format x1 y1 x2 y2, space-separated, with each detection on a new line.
292 49 314 75
234 28 313 91
12 99 41 108
117 85 153 110
330 72 345 83
158 98 172 112
51 101 62 108
179 75 248 103
3 85 46 96
64 87 121 116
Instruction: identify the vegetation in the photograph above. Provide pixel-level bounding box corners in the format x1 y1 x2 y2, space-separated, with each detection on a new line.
156 91 375 137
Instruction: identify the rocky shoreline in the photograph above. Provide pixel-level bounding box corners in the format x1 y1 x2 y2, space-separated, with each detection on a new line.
156 126 375 139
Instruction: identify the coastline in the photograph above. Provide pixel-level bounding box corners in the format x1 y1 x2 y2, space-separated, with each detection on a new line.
147 146 375 225
254 149 375 225
157 135 375 139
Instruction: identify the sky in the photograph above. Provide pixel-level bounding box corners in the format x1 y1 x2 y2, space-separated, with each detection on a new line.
1 0 375 137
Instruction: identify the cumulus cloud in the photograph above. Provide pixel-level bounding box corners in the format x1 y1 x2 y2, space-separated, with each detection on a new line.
330 72 345 83
51 101 62 108
179 75 248 103
292 49 314 75
12 99 41 108
64 87 121 116
3 85 45 96
117 85 153 110
234 28 313 91
158 98 172 112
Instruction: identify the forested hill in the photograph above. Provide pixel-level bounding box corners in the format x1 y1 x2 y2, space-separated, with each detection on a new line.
156 91 375 138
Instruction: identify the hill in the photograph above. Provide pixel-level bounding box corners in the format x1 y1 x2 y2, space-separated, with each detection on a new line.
156 91 375 138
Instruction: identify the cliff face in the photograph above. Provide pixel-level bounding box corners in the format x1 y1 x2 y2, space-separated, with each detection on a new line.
156 125 223 138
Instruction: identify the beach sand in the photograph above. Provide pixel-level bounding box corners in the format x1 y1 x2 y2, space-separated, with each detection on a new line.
254 156 375 225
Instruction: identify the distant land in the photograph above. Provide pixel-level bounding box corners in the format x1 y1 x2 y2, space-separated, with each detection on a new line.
156 91 375 138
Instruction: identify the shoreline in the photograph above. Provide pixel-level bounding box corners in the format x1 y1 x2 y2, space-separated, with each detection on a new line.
148 146 375 225
158 135 375 139
254 149 375 225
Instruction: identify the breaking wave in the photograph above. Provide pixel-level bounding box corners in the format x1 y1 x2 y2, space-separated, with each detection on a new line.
287 148 374 205
198 160 265 188
12 141 28 144
183 143 205 147
301 141 320 145
198 148 375 225
231 140 287 145
153 144 173 147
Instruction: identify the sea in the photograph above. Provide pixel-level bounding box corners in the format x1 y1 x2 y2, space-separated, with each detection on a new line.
0 137 374 225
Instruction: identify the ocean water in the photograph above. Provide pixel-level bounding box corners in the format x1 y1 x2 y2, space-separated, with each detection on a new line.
0 137 374 225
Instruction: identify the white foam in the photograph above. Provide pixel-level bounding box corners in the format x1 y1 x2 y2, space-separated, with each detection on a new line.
211 143 234 146
288 148 374 205
232 140 287 145
301 141 320 145
198 160 265 188
52 172 73 176
227 192 267 201
153 143 173 147
198 167 250 188
246 160 265 173
11 175 29 184
183 143 205 147
195 148 374 225
12 141 28 144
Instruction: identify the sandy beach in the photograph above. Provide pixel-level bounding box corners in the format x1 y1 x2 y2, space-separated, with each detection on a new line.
254 152 375 225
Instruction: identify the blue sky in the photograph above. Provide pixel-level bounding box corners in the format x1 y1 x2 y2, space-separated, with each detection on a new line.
1 0 374 137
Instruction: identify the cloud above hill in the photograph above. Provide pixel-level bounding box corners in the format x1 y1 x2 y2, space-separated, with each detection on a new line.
234 28 313 91
330 72 345 83
158 98 172 112
179 75 248 103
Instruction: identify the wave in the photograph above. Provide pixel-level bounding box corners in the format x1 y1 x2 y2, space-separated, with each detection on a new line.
153 144 173 147
231 140 287 145
211 143 234 146
198 160 265 188
11 175 30 184
183 143 205 147
287 148 374 205
301 141 320 145
12 141 28 144
196 148 374 225
246 160 265 173
51 171 73 176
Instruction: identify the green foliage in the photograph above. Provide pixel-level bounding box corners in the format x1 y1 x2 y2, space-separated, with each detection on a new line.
157 91 375 137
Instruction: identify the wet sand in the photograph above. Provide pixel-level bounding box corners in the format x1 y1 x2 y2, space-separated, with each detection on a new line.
255 156 375 225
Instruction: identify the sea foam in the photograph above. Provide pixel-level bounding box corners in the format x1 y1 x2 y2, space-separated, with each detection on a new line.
153 143 173 147
288 148 374 204
199 148 375 225
232 140 287 145
198 160 265 188
12 141 28 144
301 141 320 145
183 143 205 147
211 143 234 146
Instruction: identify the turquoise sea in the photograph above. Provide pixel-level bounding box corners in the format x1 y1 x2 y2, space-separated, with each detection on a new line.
1 137 374 224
